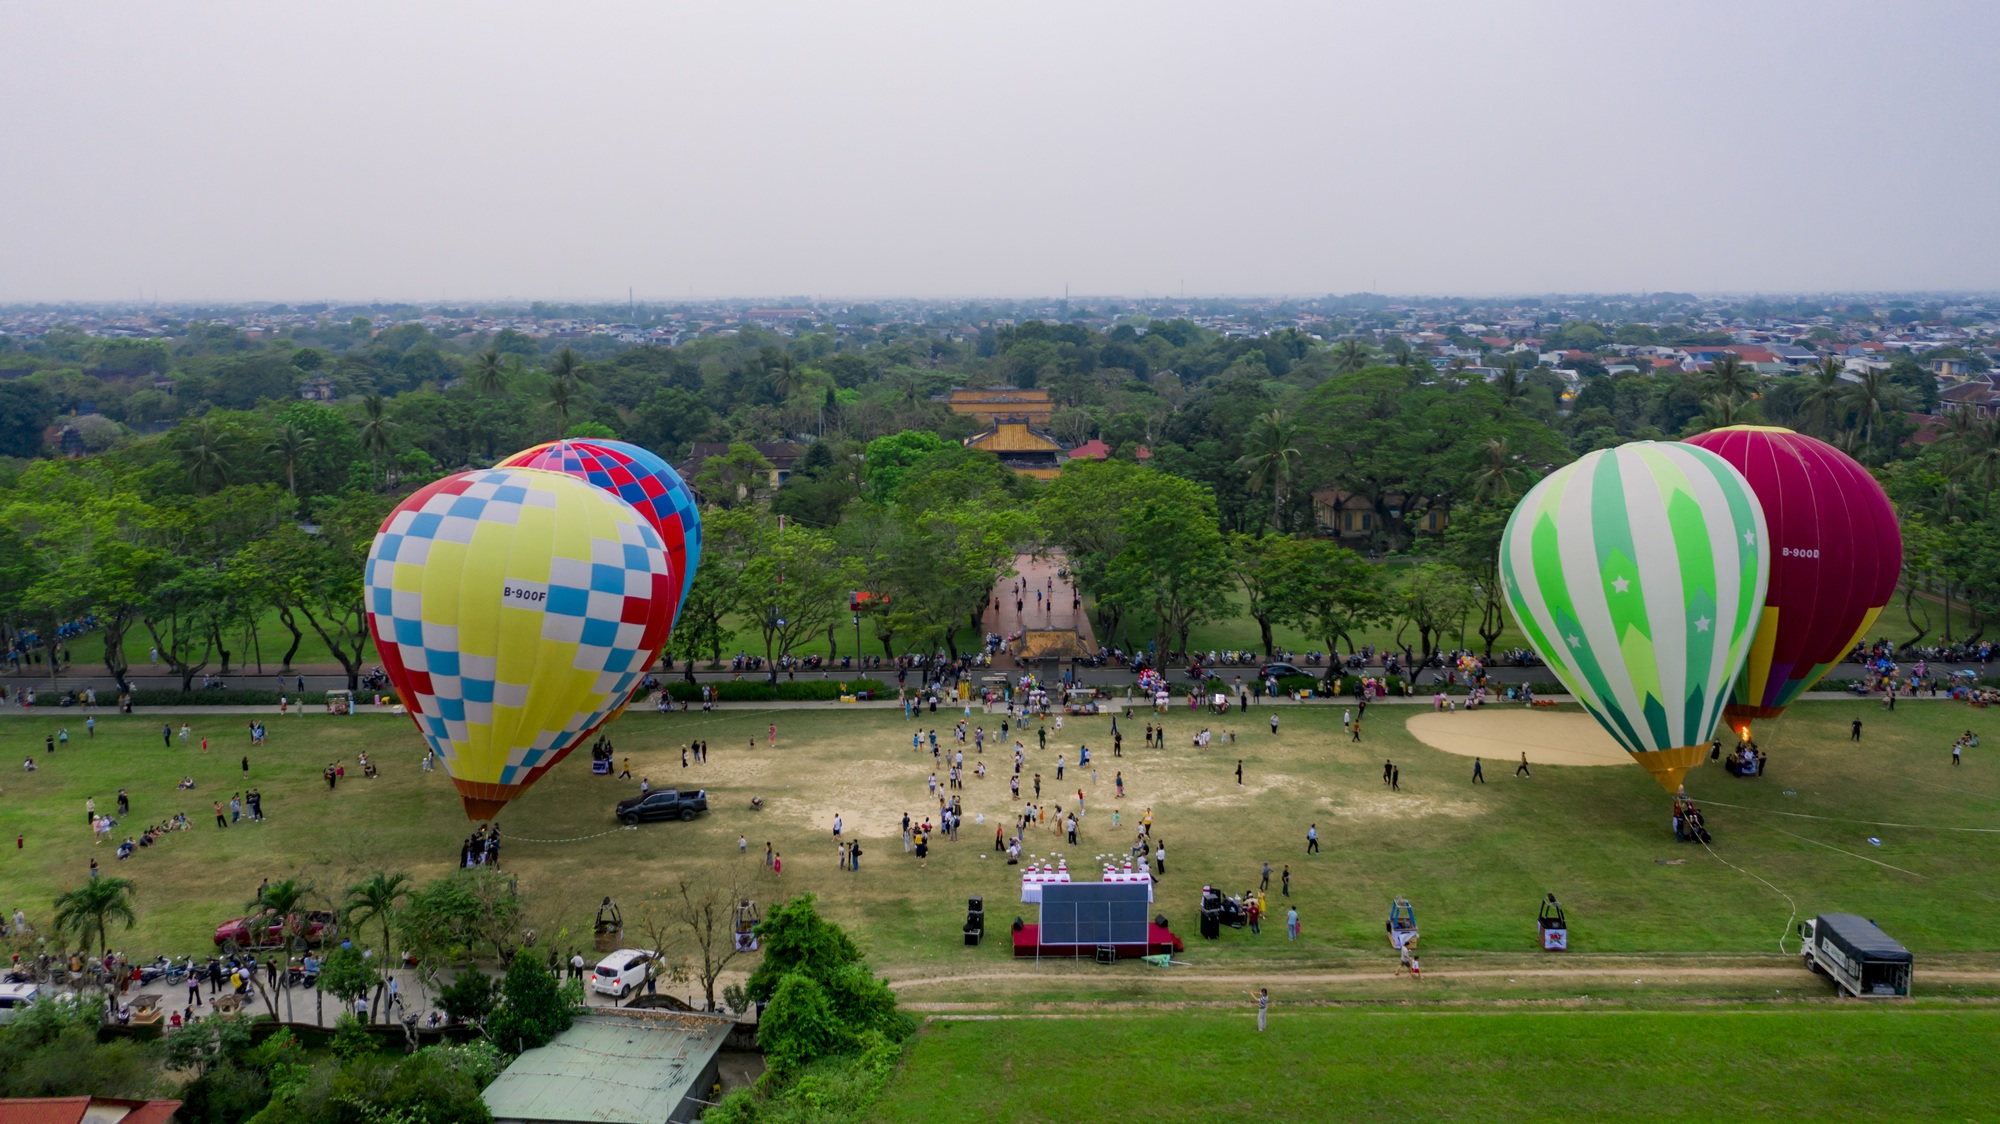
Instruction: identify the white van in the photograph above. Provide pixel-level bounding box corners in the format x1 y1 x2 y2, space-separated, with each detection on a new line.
590 950 656 998
0 983 40 1025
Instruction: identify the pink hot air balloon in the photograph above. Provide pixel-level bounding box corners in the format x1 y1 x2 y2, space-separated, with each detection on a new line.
1682 426 1900 732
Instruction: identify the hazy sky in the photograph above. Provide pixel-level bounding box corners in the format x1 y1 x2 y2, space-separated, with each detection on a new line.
3 1 1996 301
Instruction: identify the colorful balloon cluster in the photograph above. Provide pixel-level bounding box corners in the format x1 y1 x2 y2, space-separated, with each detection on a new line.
364 440 701 821
1500 428 1899 792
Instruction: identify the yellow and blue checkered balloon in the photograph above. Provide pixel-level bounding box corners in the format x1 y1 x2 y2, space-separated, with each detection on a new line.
364 467 678 820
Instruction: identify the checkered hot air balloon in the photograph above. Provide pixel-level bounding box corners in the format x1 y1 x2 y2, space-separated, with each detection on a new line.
364 468 677 821
1499 442 1770 792
1682 426 1901 735
498 439 702 631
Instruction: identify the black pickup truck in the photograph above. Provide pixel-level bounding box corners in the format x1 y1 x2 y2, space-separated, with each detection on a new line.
616 788 709 825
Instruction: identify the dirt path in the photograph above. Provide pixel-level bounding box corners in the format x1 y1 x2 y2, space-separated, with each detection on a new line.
888 962 2000 1009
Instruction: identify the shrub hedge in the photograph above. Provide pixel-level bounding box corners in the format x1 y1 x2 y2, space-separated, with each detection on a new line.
664 679 889 703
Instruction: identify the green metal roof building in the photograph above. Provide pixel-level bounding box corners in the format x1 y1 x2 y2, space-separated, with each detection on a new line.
483 1010 737 1124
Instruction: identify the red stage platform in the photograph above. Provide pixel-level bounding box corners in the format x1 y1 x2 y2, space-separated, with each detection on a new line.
1011 923 1184 958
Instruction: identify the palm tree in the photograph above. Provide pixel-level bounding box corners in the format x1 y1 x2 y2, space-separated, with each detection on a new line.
52 876 138 956
470 347 507 396
1706 353 1759 407
1699 393 1747 430
356 394 399 482
768 354 804 402
247 878 309 1019
546 347 587 433
179 417 235 492
1493 361 1530 409
1799 358 1848 438
549 347 585 396
342 871 411 1023
1235 409 1301 531
1840 367 1903 447
548 379 577 433
1331 338 1370 375
263 423 317 498
1467 437 1526 503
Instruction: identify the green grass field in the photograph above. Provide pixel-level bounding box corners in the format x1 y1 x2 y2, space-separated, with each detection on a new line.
2 698 1997 987
877 1007 2000 1121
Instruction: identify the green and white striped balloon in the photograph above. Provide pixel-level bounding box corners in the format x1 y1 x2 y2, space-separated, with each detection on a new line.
1499 442 1769 790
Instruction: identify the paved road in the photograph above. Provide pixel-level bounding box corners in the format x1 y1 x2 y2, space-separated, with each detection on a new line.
983 553 1096 648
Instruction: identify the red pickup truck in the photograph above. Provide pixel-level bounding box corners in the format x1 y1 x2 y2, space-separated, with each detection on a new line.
212 910 337 949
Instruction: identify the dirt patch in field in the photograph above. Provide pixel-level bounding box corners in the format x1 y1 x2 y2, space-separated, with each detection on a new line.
1406 709 1631 767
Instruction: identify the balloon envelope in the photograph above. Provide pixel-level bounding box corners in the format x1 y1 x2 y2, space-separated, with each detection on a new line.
1683 426 1900 729
499 439 702 630
1500 442 1770 791
364 467 677 820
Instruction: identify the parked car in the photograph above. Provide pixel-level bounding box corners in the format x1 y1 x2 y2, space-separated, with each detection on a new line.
1258 663 1306 681
591 949 658 998
0 983 38 1026
616 789 708 825
213 909 337 948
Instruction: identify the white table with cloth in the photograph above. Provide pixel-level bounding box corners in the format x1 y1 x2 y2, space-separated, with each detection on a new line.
1019 867 1071 903
1100 866 1155 902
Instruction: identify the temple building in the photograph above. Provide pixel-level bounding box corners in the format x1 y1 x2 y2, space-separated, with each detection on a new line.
947 387 1066 479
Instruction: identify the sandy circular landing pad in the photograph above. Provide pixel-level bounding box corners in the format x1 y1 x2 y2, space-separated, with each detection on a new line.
1405 709 1631 767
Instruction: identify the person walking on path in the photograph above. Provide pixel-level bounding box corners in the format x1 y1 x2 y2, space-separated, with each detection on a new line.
1250 988 1270 1031
1851 719 1863 742
1472 757 1485 783
1516 752 1531 778
1306 824 1319 854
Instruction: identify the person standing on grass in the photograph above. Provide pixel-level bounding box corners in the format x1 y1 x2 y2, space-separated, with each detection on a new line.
1383 760 1393 785
1155 839 1166 877
768 723 777 748
1269 713 1279 736
1282 865 1291 897
1351 718 1362 742
1851 718 1863 742
1306 824 1319 854
1953 740 1962 766
1261 861 1272 892
1391 766 1399 792
1472 756 1485 783
1235 759 1243 786
1516 752 1531 778
163 724 172 748
1251 988 1269 1031
1286 906 1300 941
